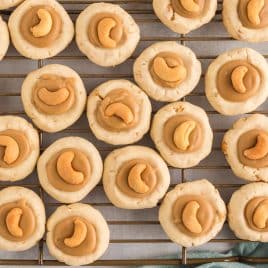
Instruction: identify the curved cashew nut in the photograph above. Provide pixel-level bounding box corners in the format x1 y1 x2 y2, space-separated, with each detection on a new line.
247 0 265 25
182 201 202 234
180 0 200 13
153 57 187 83
173 120 196 151
128 163 150 194
231 66 249 94
253 199 268 229
31 9 53 38
98 18 117 48
38 87 70 106
6 208 23 237
64 218 87 248
244 132 268 160
0 135 19 164
57 151 84 185
105 102 134 124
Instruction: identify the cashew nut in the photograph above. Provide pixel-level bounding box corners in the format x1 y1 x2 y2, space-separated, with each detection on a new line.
182 201 202 234
128 163 150 194
247 0 265 25
105 102 134 124
231 66 249 94
57 151 84 185
31 9 53 38
0 135 19 164
64 218 87 248
153 57 187 83
253 199 268 229
173 120 196 151
98 18 118 48
38 87 70 106
244 132 268 160
180 0 200 13
6 208 23 237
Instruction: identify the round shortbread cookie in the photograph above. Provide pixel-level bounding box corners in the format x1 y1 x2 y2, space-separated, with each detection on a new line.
0 0 24 10
0 16 9 60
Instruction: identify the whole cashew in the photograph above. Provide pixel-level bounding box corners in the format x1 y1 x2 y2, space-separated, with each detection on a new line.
31 9 53 38
244 132 268 160
180 0 200 13
64 218 87 248
57 151 84 185
98 18 117 48
37 87 70 106
0 135 19 164
173 120 196 151
231 66 249 94
6 208 23 237
253 199 268 229
105 102 134 124
128 163 150 194
153 57 187 83
182 201 202 234
247 0 265 25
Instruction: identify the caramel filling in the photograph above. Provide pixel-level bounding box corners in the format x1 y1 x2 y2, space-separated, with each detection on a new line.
32 74 75 115
237 129 268 168
238 0 268 29
116 159 157 198
96 89 139 132
245 196 268 231
46 149 91 192
88 13 125 48
53 216 96 256
171 0 207 18
172 195 216 237
150 52 188 88
0 199 35 242
20 5 62 48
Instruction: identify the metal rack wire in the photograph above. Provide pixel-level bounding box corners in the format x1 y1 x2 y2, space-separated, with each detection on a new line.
0 0 268 266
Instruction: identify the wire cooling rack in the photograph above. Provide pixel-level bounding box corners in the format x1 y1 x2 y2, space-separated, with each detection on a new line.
0 0 268 266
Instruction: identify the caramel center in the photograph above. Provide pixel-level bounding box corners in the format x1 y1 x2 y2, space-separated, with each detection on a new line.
171 0 207 18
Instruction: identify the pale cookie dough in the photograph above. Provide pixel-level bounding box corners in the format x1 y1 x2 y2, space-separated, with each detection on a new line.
76 2 140 67
0 16 9 60
206 48 268 115
159 179 226 247
103 146 170 209
0 186 45 251
151 102 213 168
37 137 103 203
21 64 87 133
223 0 268 42
87 80 152 145
153 0 217 34
0 116 39 181
8 0 74 59
47 203 110 266
228 182 268 241
0 0 24 10
133 42 201 102
222 114 268 182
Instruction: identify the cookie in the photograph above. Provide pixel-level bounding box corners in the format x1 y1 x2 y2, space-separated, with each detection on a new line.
47 203 109 266
8 0 74 59
229 182 268 241
0 186 45 251
87 79 152 145
0 116 39 181
21 64 87 133
103 146 170 209
0 0 23 9
37 137 103 203
76 2 140 67
223 114 268 182
151 102 213 168
159 179 226 247
206 48 268 115
153 0 217 34
223 0 268 42
0 16 9 60
133 42 201 102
